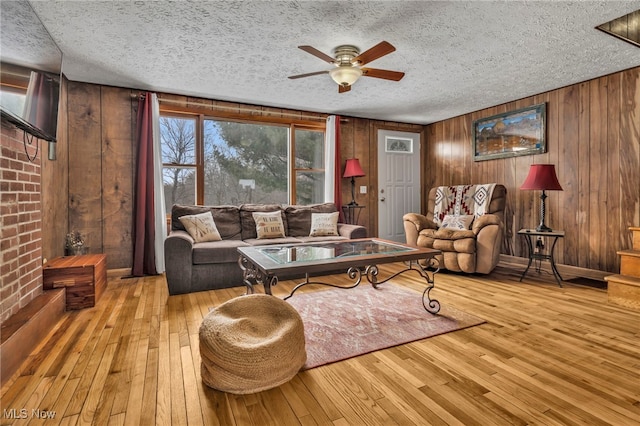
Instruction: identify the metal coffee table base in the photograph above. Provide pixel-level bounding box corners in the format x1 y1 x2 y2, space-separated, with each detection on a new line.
238 257 441 314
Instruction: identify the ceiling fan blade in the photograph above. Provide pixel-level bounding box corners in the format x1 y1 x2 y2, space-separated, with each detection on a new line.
338 84 351 94
361 68 405 81
353 41 395 66
288 70 330 79
298 45 335 63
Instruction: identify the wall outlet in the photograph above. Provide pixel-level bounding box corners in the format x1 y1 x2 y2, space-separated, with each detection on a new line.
359 186 367 194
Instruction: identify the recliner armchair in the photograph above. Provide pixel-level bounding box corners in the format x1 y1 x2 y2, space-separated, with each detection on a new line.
403 184 507 274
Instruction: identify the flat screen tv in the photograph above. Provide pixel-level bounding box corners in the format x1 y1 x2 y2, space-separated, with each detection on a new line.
1 64 60 142
0 0 62 142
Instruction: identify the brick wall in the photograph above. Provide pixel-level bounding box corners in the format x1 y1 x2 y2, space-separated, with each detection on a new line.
1 122 43 325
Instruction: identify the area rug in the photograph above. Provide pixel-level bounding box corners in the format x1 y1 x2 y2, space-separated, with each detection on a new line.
286 284 485 370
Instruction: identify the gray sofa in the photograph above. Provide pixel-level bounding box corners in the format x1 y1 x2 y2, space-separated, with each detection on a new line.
164 203 367 295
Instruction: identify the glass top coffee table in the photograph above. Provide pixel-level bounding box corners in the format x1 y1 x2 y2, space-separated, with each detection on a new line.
237 238 442 313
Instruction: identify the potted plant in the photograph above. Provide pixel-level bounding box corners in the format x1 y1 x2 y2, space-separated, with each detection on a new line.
65 230 87 255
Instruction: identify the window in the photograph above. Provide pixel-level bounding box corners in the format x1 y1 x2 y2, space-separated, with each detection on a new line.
160 115 197 209
160 112 325 210
293 128 325 205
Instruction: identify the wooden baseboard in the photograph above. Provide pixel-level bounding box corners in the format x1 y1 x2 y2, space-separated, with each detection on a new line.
498 255 609 281
1 289 66 387
107 268 131 278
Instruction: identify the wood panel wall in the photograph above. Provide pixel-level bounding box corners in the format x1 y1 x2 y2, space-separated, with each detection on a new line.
43 82 137 270
339 119 423 234
42 77 68 261
423 66 640 274
49 66 638 274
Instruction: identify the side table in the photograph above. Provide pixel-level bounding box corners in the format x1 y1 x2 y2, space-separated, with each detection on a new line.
518 229 564 287
341 205 365 225
43 254 107 310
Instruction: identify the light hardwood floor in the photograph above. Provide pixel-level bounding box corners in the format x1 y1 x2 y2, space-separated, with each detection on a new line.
1 265 639 425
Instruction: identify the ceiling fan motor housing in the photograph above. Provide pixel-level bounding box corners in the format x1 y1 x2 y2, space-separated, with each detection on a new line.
332 45 360 65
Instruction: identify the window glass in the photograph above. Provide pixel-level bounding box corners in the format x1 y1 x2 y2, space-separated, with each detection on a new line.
163 167 196 211
295 128 324 169
293 127 325 205
295 170 325 205
160 115 197 210
203 120 289 205
160 116 196 164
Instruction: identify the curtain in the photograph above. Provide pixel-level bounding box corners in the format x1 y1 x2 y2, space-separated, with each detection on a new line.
151 94 166 273
132 92 165 276
324 115 343 221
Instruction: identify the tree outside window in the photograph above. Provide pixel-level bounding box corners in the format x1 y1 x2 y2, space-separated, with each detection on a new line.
294 128 325 205
160 115 196 212
160 113 325 208
205 120 288 205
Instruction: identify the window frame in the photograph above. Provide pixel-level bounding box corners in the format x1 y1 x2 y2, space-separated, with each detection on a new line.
159 104 326 206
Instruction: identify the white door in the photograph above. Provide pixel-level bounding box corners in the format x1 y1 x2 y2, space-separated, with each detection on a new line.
377 130 421 242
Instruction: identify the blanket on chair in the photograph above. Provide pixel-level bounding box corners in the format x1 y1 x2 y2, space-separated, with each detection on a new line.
433 184 496 226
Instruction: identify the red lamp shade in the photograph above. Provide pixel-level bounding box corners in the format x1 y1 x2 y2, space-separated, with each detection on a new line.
520 164 563 191
343 158 365 206
343 158 365 178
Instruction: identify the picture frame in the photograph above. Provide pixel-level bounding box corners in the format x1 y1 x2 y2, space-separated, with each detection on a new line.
385 136 413 153
473 103 546 161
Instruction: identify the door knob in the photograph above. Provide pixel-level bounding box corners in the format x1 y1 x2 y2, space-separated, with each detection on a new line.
380 197 386 202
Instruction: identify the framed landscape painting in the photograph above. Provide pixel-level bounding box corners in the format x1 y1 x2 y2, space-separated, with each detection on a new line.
473 103 546 161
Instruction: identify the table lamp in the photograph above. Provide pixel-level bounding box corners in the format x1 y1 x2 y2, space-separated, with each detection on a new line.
343 158 365 206
520 164 563 232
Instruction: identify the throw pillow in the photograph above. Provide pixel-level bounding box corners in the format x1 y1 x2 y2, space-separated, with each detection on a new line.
253 211 286 239
309 212 339 237
440 214 474 230
179 212 222 242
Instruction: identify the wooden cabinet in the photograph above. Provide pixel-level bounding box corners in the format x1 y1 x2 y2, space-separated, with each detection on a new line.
43 254 107 310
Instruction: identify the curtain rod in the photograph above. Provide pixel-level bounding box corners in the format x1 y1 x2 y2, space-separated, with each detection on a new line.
130 92 348 122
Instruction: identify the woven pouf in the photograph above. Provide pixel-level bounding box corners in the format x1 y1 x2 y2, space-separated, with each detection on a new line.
199 294 306 394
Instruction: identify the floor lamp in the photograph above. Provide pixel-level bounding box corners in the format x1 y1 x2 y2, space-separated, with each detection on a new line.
520 164 563 232
343 158 365 206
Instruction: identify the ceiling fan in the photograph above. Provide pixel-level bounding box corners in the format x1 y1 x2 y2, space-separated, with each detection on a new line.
288 41 405 93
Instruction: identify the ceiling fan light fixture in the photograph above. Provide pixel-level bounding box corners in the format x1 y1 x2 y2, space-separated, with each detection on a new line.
290 41 401 93
329 66 362 87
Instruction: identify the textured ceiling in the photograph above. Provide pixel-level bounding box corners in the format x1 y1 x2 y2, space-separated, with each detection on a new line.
16 1 640 124
0 1 61 73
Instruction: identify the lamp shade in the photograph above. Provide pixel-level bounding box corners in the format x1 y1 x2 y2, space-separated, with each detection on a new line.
520 164 563 191
343 158 365 178
330 66 363 87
